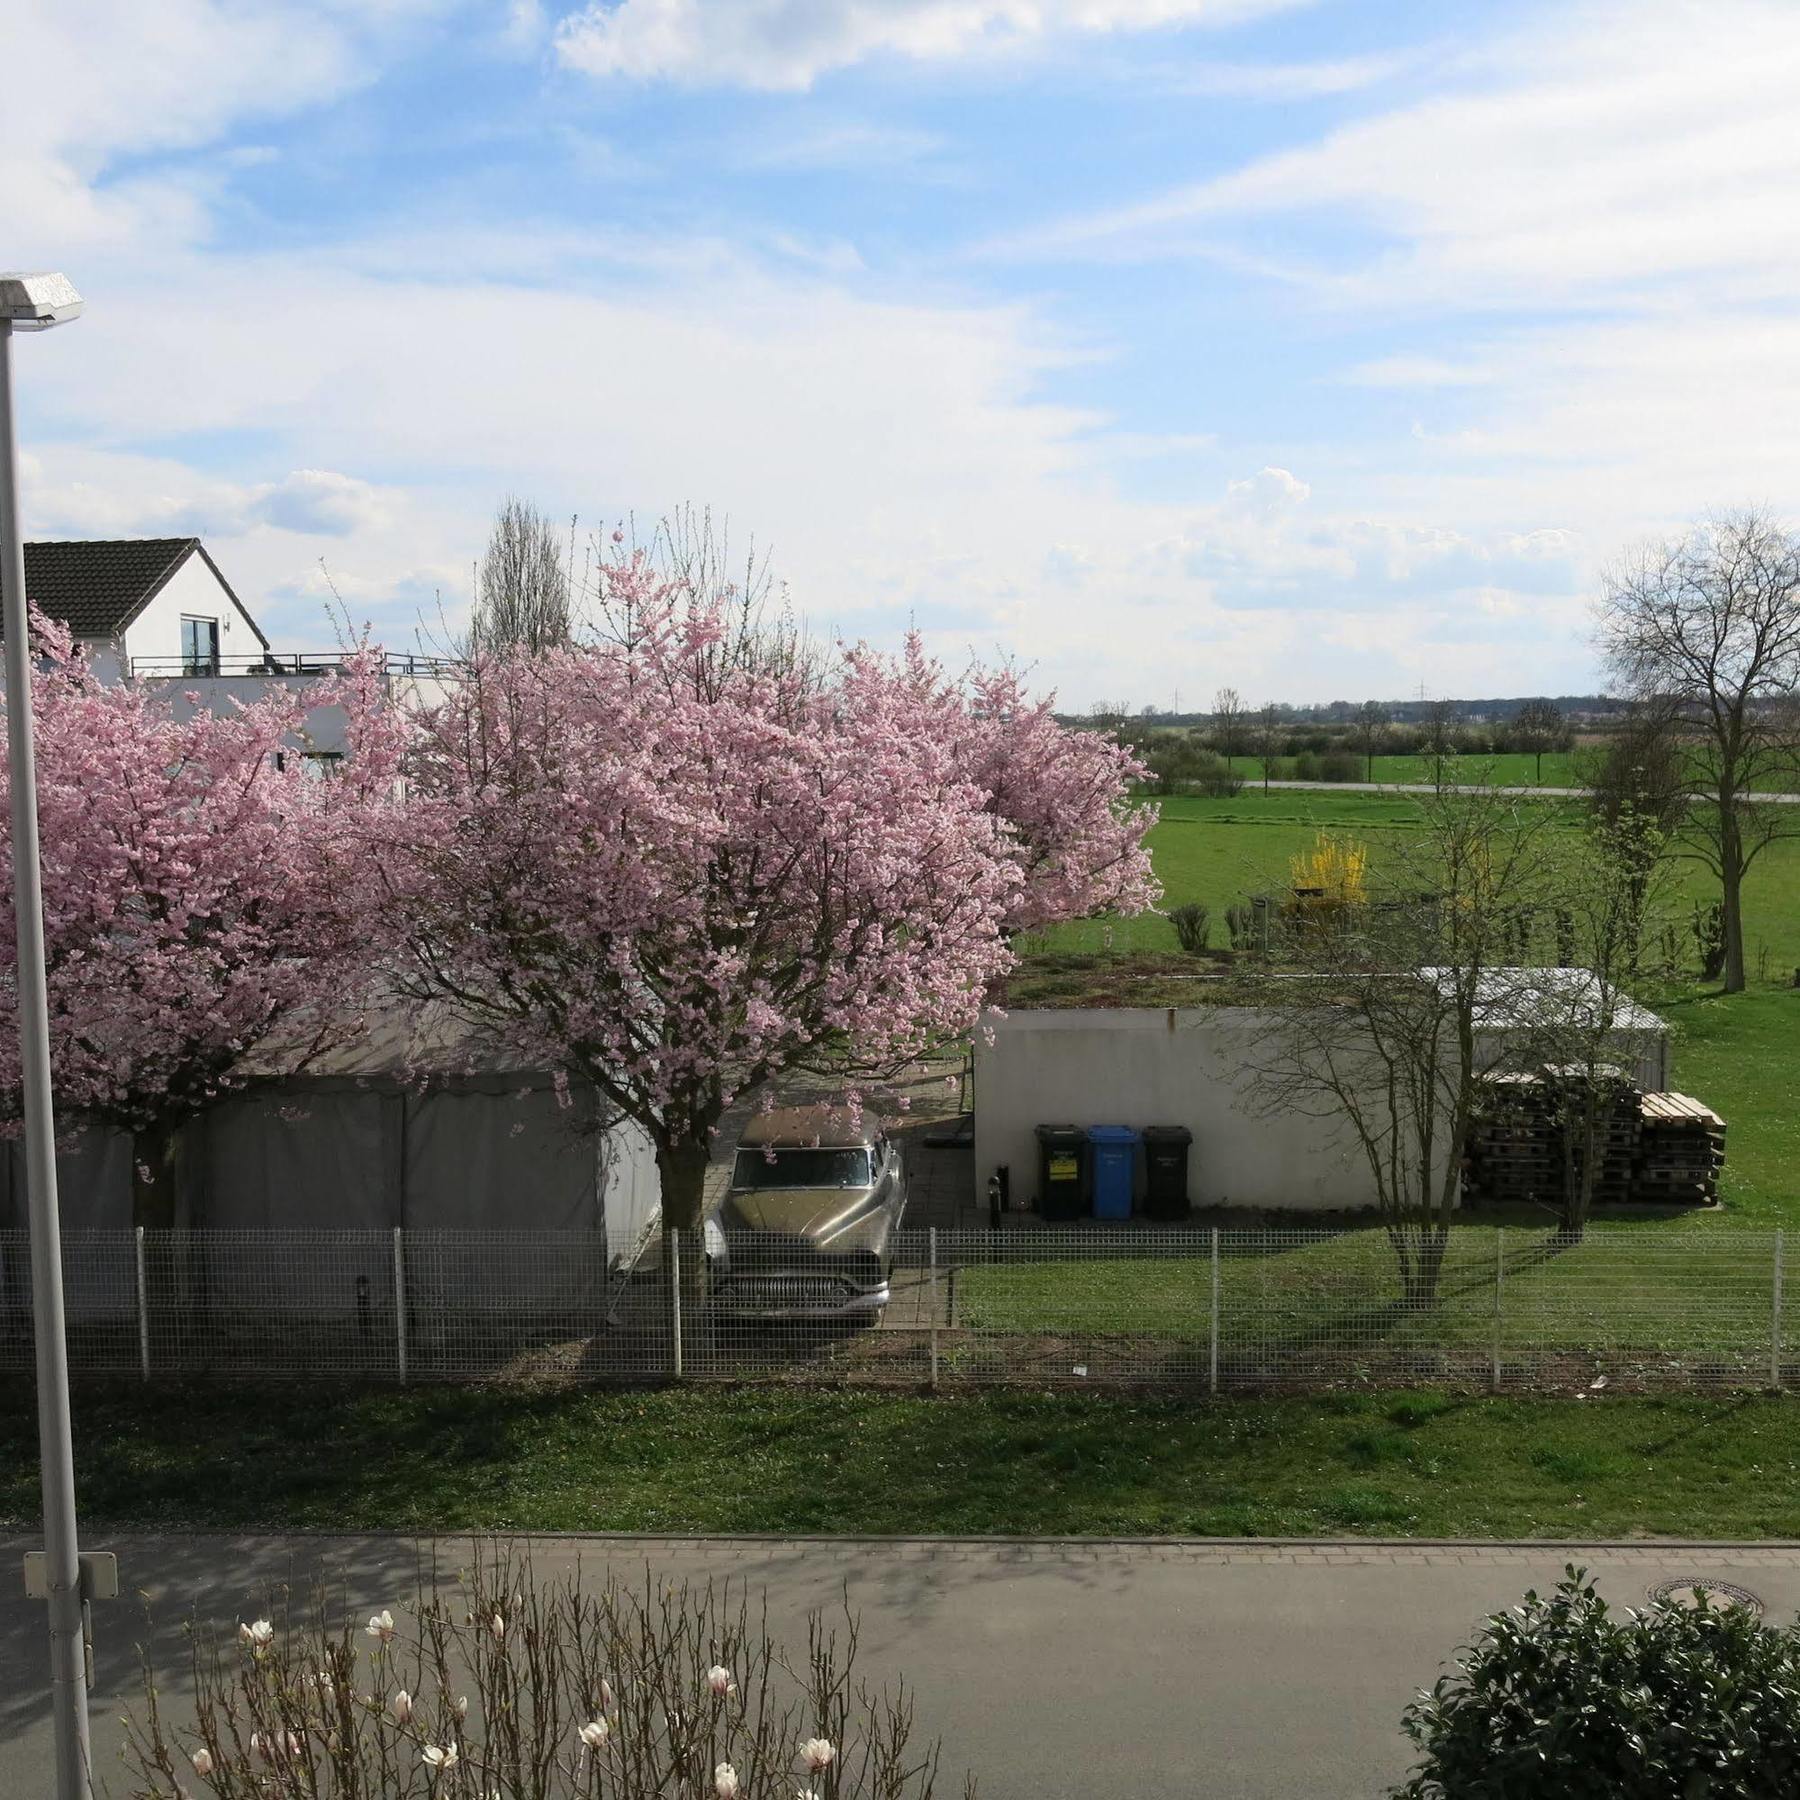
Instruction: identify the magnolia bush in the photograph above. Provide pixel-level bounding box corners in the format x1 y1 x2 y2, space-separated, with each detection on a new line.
126 1549 975 1799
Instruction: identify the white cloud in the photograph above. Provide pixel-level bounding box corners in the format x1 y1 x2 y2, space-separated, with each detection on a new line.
0 0 441 251
553 0 1309 91
1172 52 1408 100
1012 0 1800 308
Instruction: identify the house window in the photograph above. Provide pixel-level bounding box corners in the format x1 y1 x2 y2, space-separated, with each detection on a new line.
181 616 220 676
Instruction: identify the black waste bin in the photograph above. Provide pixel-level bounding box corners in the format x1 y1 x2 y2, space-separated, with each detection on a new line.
1034 1124 1088 1222
1142 1125 1194 1221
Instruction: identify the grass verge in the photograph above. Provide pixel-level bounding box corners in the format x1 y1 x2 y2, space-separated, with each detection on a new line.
4 1381 1798 1540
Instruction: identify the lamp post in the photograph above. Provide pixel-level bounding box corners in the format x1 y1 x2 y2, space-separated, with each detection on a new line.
0 270 92 1800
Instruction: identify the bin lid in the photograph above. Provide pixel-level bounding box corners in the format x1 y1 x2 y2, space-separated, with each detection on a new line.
1142 1125 1194 1146
1034 1123 1085 1144
1085 1124 1142 1146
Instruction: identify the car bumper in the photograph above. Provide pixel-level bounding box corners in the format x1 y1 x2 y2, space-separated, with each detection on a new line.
711 1277 892 1320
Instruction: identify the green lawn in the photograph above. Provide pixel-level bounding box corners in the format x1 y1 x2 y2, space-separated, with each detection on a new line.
7 1381 1800 1538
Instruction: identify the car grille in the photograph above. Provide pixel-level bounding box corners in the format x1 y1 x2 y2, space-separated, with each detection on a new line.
719 1273 859 1307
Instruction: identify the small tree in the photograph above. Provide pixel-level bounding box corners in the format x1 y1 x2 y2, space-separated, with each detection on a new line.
1506 809 1673 1236
1421 698 1461 792
1585 697 1687 974
1256 700 1281 792
1212 686 1244 771
1511 697 1568 784
1397 1568 1800 1799
1248 787 1554 1302
1597 508 1800 992
470 495 572 653
1356 699 1389 782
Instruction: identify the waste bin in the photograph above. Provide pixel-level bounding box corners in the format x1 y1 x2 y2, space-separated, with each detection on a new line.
1034 1125 1088 1221
1142 1125 1194 1221
1086 1125 1141 1221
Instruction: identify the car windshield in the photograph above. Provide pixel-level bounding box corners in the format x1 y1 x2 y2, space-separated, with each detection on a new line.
732 1148 873 1191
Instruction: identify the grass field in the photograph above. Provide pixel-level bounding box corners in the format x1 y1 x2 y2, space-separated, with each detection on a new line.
1227 752 1584 788
1031 790 1800 976
6 1382 1799 1539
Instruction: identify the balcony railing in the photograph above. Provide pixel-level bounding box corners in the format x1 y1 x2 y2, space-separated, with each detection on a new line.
126 650 459 680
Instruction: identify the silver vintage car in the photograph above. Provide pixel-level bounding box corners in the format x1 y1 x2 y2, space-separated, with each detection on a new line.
707 1104 906 1319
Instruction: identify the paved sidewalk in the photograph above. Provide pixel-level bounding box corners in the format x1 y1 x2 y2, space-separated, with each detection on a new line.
4 1533 1799 1798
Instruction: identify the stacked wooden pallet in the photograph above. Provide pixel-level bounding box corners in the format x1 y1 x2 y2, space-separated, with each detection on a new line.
1465 1076 1724 1208
1466 1072 1638 1206
1636 1091 1727 1205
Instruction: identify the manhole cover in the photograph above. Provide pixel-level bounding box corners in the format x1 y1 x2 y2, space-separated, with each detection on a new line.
1647 1578 1764 1616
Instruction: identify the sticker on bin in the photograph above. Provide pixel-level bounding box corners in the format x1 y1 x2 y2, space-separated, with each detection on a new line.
1048 1155 1079 1181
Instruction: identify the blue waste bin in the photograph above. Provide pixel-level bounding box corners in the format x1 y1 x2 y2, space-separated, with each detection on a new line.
1086 1125 1141 1221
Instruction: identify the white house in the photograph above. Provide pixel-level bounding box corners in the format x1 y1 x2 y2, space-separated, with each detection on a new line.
22 536 449 754
23 536 268 681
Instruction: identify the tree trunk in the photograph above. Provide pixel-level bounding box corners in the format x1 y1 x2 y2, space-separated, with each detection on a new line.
131 1120 181 1229
132 1120 189 1362
655 1137 713 1371
1720 806 1747 993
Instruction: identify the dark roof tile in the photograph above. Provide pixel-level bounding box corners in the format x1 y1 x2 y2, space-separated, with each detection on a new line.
17 538 199 637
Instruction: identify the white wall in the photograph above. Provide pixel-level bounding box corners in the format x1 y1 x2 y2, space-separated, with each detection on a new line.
115 550 257 669
975 1007 1435 1215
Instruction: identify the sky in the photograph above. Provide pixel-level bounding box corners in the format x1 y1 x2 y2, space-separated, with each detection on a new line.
6 0 1800 708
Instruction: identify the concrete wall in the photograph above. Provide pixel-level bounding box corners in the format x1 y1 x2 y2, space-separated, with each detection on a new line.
974 1007 1399 1214
975 1005 1671 1216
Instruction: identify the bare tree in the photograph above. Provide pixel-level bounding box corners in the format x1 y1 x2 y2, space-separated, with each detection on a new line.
1213 686 1244 771
1583 698 1688 972
1511 698 1568 785
1256 700 1281 794
1506 810 1675 1237
1597 508 1800 991
470 496 573 653
1246 787 1556 1302
1421 698 1462 792
1356 700 1389 782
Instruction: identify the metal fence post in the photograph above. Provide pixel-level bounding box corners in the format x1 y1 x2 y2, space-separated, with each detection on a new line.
1773 1230 1785 1393
392 1226 408 1384
928 1227 940 1392
1491 1227 1505 1393
134 1226 149 1383
668 1229 684 1381
1208 1227 1220 1395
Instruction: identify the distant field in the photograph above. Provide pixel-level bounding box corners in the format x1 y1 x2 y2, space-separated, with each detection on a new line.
1224 751 1582 788
1206 750 1795 793
1033 790 1800 975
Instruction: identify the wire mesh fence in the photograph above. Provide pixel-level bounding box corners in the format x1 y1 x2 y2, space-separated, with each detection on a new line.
0 1225 1792 1392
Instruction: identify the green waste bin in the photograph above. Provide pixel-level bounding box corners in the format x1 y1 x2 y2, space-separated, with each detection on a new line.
1034 1124 1087 1221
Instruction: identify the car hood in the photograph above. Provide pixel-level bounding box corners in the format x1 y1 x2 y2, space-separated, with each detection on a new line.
720 1187 877 1241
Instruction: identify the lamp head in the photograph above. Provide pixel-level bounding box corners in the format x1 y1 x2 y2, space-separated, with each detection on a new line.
0 272 83 331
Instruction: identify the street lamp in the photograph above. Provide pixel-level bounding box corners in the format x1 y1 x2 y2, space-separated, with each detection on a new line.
0 270 94 1800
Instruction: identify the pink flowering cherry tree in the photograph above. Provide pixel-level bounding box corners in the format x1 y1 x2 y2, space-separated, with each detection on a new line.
360 545 1156 1271
0 615 380 1224
904 638 1159 934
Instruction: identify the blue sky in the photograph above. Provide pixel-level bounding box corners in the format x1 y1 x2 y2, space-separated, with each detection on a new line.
8 0 1800 704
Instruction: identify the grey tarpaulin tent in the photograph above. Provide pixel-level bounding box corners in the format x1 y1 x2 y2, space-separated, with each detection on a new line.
0 1004 662 1327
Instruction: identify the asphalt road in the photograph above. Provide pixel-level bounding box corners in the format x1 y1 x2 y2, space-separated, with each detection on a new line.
5 1534 1800 1798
